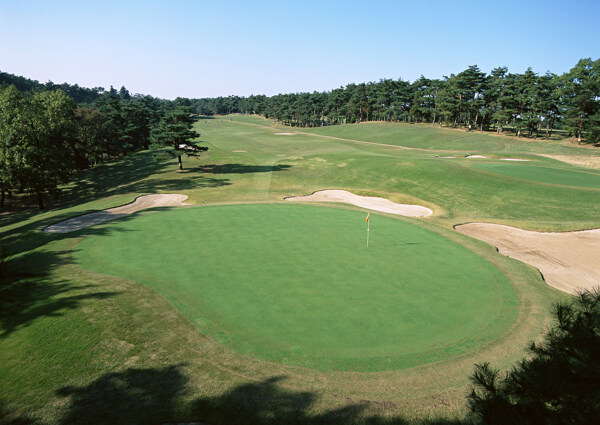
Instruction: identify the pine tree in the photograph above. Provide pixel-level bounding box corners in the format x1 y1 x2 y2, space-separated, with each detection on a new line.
150 107 206 170
468 289 600 425
561 58 600 144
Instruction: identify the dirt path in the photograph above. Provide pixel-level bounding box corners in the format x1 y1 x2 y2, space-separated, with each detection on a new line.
43 194 188 233
455 223 600 295
285 190 432 217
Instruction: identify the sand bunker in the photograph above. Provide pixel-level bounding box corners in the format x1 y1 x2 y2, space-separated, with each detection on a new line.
465 155 487 159
455 223 600 295
499 158 530 162
274 132 296 135
43 194 188 233
285 190 432 217
539 154 600 169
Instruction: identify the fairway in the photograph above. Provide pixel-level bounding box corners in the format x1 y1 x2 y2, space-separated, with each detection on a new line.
474 162 600 188
75 204 517 371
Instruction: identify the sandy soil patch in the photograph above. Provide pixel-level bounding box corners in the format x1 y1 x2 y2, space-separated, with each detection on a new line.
43 194 188 233
274 132 297 135
540 154 600 169
455 223 600 295
285 190 432 217
465 155 487 159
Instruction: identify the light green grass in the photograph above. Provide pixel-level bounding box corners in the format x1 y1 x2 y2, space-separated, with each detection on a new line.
474 162 600 188
75 204 517 371
300 120 598 156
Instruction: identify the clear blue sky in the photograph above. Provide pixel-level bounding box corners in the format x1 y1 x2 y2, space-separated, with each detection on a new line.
1 0 599 99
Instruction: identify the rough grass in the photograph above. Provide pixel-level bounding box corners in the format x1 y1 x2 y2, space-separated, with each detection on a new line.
1 114 587 424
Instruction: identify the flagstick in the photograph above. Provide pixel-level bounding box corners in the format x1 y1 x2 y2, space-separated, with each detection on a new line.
366 219 370 248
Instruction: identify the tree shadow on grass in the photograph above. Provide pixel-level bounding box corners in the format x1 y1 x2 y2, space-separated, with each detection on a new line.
0 274 118 339
191 163 292 175
59 152 174 206
0 153 171 221
33 365 466 425
0 400 39 425
0 154 290 228
118 175 231 193
0 217 144 338
55 365 189 425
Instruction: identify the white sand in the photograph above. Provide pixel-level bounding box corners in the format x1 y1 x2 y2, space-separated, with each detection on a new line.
465 155 487 159
456 223 600 295
499 158 530 161
43 194 188 233
285 190 432 217
274 132 297 135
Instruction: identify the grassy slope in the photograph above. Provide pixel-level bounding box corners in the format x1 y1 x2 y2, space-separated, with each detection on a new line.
2 114 593 424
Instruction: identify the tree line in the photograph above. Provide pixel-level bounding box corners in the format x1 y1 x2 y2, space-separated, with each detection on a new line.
1 57 598 209
0 79 203 209
192 58 600 144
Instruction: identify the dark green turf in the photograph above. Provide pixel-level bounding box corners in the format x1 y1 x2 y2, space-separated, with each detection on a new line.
474 163 600 189
75 204 518 371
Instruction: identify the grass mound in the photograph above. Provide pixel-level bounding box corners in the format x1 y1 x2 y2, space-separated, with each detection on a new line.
75 204 517 371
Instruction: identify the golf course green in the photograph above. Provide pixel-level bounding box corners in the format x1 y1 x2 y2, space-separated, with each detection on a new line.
75 203 517 371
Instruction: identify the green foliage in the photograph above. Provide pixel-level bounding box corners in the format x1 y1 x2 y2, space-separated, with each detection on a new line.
0 87 79 209
560 58 600 143
0 86 23 204
150 106 207 170
468 290 600 424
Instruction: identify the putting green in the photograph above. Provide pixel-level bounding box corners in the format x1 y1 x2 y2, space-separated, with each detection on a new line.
475 163 600 189
75 204 517 371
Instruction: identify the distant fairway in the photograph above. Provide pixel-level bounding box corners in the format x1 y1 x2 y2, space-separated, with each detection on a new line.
474 163 600 189
75 204 517 371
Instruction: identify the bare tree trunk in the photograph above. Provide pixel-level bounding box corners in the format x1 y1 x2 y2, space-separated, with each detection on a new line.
458 94 462 128
178 155 183 170
1 191 4 207
37 191 45 210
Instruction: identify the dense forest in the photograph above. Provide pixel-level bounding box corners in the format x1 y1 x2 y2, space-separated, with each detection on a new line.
0 74 198 209
1 57 599 209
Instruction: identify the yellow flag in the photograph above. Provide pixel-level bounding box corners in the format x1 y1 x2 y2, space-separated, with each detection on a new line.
366 213 370 222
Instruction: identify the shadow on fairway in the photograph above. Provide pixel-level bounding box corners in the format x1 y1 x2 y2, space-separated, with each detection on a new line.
191 163 292 174
61 154 232 205
0 214 147 338
0 153 170 225
0 365 468 425
0 275 117 339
